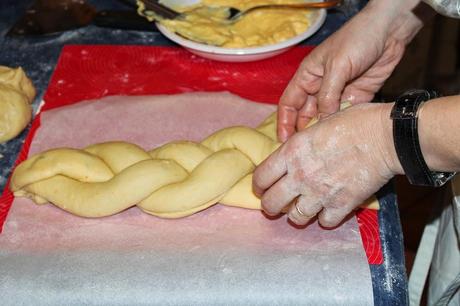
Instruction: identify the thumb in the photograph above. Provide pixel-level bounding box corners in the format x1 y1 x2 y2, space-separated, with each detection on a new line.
317 62 349 116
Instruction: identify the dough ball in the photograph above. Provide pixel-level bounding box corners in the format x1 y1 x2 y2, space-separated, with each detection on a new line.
0 84 32 142
0 66 36 143
0 66 36 101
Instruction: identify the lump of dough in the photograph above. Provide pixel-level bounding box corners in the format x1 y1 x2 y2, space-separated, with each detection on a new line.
0 66 36 143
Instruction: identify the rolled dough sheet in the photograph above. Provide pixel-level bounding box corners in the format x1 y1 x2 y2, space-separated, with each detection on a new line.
0 92 374 305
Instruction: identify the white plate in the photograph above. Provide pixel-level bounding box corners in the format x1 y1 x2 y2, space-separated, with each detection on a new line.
156 0 326 62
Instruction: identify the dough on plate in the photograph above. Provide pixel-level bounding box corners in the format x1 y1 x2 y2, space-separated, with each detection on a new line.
0 66 36 143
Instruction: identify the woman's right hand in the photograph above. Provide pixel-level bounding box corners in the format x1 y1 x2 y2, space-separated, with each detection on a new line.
277 0 423 142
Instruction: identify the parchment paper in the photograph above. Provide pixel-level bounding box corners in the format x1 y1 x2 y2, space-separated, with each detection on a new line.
0 92 374 305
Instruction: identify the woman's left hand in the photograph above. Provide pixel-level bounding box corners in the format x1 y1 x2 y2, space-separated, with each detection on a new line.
253 103 402 227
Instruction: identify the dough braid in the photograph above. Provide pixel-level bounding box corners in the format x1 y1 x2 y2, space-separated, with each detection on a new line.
10 111 379 218
11 114 281 218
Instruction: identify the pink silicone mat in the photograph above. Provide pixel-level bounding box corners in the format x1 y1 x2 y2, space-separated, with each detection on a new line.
0 45 383 265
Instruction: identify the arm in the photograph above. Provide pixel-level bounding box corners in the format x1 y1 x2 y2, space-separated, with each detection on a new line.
278 0 423 141
399 95 460 172
254 95 460 227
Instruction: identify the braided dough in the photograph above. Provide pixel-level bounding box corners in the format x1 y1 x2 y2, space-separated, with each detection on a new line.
0 66 36 143
11 103 379 218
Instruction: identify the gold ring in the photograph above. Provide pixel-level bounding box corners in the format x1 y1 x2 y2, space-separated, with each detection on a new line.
295 201 316 218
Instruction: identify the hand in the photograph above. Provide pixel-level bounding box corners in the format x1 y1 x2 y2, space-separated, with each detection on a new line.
278 1 423 142
254 103 402 227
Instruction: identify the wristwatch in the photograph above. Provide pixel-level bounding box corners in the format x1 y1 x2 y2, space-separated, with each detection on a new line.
391 89 456 187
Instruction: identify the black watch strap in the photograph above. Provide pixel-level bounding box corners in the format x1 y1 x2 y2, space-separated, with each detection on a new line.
391 89 456 187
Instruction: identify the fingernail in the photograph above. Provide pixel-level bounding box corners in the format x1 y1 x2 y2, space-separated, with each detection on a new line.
318 112 329 120
263 209 278 217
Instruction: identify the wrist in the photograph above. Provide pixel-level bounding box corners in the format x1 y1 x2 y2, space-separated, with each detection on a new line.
388 91 456 186
417 101 439 170
390 11 423 44
363 0 422 44
418 97 460 172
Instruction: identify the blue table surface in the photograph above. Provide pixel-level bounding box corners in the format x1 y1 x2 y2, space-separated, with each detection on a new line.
0 1 407 305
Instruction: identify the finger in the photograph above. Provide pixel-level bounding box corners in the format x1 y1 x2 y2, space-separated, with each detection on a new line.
261 176 298 216
317 206 352 228
277 105 299 143
252 148 287 197
278 82 309 142
317 62 348 116
278 64 322 142
296 95 318 131
287 195 323 226
341 84 376 105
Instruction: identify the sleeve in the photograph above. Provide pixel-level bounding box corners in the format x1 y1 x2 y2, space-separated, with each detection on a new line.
423 0 460 18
